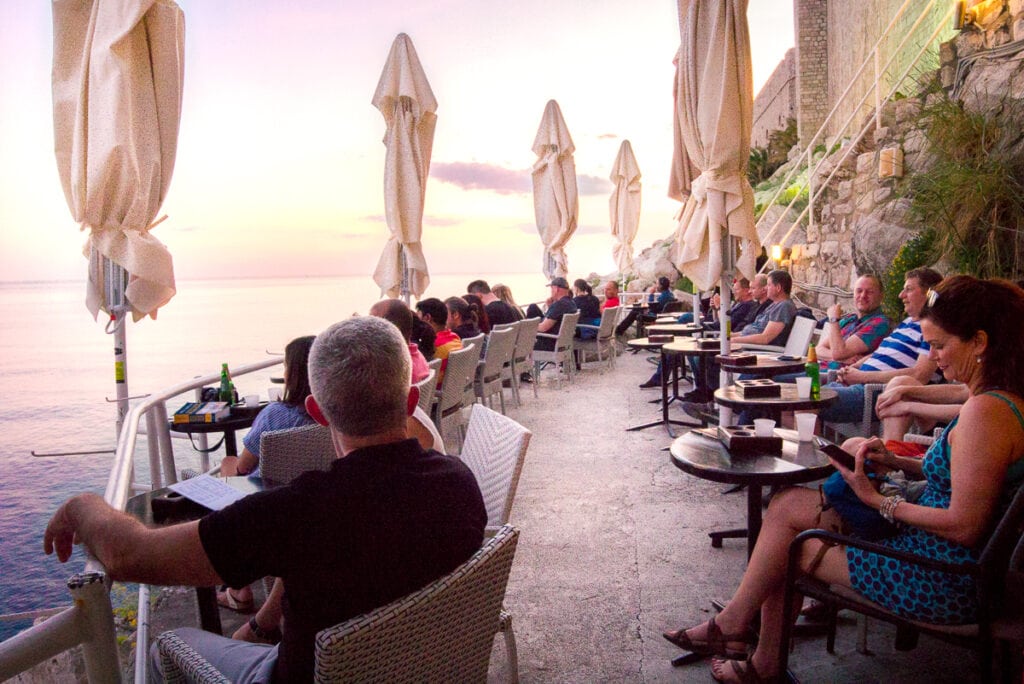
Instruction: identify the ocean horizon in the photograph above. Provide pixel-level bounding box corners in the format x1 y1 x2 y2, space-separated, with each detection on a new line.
0 272 555 639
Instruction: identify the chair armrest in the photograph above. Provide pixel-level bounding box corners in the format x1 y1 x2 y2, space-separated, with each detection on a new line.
577 324 599 331
157 631 231 683
740 344 785 353
536 332 557 340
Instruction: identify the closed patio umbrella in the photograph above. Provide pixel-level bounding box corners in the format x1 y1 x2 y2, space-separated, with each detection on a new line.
372 33 436 303
532 100 578 280
52 0 184 438
609 140 641 277
671 0 759 295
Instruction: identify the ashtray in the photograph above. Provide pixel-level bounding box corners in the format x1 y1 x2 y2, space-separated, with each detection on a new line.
735 378 781 398
695 338 721 350
647 334 674 343
717 425 783 454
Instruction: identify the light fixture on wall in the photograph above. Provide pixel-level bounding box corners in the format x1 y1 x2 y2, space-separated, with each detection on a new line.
955 0 1006 30
770 244 783 263
879 146 904 179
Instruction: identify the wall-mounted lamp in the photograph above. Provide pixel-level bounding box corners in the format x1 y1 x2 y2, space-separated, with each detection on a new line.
770 244 784 262
955 0 1006 30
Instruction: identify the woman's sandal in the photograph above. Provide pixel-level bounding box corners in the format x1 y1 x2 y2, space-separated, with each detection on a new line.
661 615 755 659
216 587 254 613
711 657 780 684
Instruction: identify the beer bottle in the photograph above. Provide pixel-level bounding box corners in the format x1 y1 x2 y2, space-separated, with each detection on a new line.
218 363 234 404
805 344 821 400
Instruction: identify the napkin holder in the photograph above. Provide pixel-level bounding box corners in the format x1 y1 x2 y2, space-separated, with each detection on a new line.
647 334 674 344
717 425 782 454
735 378 781 398
718 353 757 366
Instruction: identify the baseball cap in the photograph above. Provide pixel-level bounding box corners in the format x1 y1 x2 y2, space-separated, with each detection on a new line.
547 277 570 289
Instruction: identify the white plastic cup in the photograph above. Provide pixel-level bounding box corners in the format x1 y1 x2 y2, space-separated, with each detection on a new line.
795 412 817 441
268 387 283 402
244 394 260 407
795 376 812 398
753 418 776 437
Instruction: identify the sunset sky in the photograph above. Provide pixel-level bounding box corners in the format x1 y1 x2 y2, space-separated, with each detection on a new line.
0 1 794 284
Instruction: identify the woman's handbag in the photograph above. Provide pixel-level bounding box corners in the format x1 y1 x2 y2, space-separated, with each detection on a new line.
821 471 898 539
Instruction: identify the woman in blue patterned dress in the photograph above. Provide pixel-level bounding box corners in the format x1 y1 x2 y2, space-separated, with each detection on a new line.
663 276 1024 683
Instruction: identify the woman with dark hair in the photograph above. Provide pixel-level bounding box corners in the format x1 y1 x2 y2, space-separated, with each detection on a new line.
445 296 480 340
572 279 601 326
217 335 317 611
664 275 1024 683
462 293 492 334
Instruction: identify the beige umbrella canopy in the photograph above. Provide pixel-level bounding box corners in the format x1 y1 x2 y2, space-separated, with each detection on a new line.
531 100 578 280
671 0 759 293
372 33 436 301
609 140 641 276
668 47 700 204
53 0 183 321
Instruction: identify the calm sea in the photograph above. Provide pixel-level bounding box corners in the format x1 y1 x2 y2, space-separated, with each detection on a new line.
0 273 548 640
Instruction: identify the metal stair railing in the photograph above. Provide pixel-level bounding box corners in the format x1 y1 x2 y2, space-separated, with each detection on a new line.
757 0 956 259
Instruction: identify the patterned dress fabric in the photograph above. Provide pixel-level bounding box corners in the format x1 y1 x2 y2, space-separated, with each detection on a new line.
847 393 1024 624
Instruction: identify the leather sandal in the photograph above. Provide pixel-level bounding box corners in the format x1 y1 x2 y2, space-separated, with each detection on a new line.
711 657 780 683
662 615 754 659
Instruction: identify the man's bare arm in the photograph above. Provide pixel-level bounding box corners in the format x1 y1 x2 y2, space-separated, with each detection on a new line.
839 353 936 386
536 318 556 333
733 320 784 346
44 493 221 587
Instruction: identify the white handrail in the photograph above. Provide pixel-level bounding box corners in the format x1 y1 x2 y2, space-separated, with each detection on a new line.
0 356 284 682
756 0 951 253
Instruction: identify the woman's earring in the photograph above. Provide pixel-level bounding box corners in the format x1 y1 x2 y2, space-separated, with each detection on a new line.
976 356 983 364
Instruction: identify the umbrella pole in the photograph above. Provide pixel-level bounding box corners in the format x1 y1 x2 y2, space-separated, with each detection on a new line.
400 250 410 305
103 258 130 442
718 237 734 427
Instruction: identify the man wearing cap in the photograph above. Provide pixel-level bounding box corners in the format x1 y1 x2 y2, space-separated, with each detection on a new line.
531 276 579 351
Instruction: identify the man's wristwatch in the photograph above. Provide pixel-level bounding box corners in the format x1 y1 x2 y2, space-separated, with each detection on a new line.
248 616 282 642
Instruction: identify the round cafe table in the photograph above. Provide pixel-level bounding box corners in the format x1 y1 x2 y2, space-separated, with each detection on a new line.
715 354 807 378
645 322 704 336
713 384 837 422
626 337 695 435
669 429 835 556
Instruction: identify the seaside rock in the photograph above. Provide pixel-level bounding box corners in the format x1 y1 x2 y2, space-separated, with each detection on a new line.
960 56 1024 114
851 214 915 278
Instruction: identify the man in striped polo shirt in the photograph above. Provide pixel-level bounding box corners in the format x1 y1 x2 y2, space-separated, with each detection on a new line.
817 267 944 424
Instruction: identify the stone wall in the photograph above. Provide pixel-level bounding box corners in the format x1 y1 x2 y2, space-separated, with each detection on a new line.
789 0 954 149
795 0 828 145
752 48 796 148
785 2 1024 312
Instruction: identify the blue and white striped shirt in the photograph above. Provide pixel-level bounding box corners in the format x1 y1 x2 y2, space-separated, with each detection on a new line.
860 317 929 373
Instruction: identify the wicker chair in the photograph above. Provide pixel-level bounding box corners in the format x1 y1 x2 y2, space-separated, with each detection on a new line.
779 485 1024 681
533 311 580 389
432 342 483 454
504 317 541 404
475 326 517 414
460 333 487 409
820 368 885 441
157 525 520 684
574 306 620 372
413 367 438 416
259 423 335 486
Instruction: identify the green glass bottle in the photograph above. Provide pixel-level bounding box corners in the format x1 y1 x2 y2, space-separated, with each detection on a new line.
218 363 234 404
805 344 821 400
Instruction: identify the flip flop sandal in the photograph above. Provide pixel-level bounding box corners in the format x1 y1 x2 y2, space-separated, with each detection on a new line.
662 615 754 659
216 587 254 613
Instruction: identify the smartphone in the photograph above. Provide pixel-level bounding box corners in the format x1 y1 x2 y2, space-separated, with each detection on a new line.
777 354 801 361
814 437 859 471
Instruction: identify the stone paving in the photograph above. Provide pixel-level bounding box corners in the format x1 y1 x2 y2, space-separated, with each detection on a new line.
144 347 985 683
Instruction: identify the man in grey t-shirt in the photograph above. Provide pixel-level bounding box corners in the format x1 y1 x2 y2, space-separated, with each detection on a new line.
681 270 797 406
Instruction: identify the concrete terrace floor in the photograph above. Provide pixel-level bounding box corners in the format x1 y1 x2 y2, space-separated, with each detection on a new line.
145 346 985 683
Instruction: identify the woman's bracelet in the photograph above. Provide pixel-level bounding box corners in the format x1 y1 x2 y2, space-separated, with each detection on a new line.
879 495 905 523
